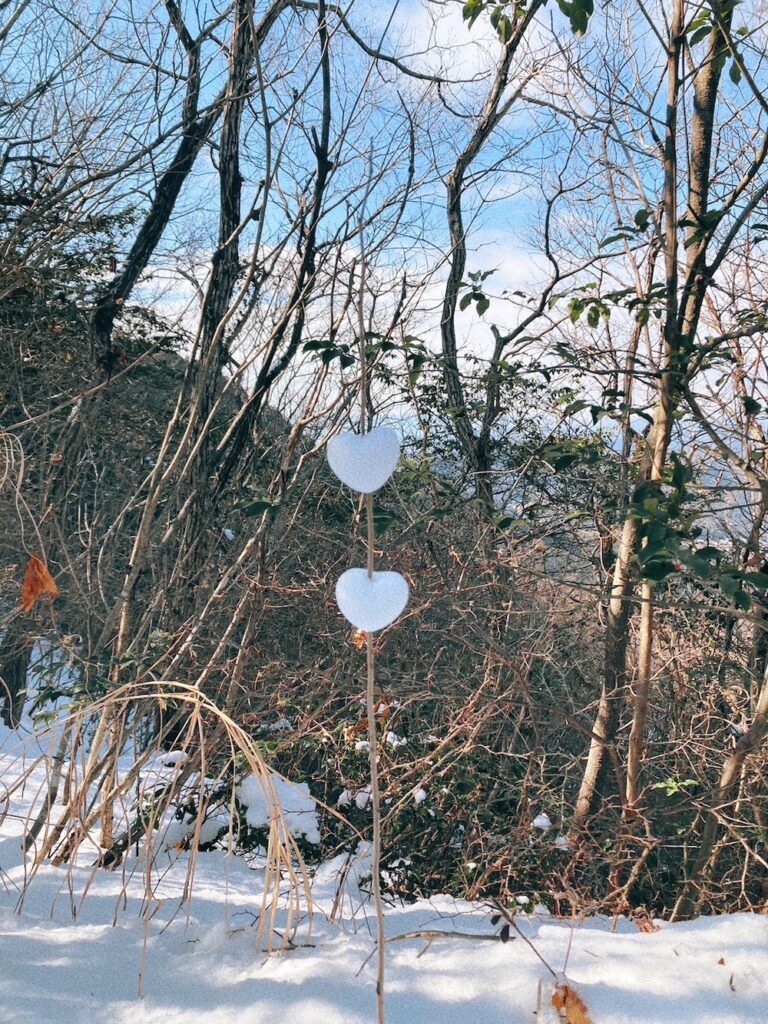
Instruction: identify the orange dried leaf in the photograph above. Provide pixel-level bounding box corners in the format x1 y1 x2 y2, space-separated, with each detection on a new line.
552 981 593 1024
350 629 368 650
21 554 61 613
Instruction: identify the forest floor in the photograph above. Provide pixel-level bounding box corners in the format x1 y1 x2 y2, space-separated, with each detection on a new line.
1 719 767 1023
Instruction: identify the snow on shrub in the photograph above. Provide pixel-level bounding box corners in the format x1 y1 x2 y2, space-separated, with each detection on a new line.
237 771 320 845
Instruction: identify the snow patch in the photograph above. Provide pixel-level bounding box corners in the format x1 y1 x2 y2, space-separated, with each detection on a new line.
237 771 320 844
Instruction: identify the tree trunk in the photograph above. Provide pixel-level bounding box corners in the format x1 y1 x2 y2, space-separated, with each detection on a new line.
573 513 640 826
0 618 32 729
439 3 545 516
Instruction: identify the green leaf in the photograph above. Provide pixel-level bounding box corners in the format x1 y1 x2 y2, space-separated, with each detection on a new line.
496 516 528 529
304 337 355 368
720 574 739 597
563 509 591 523
556 0 594 37
682 554 713 579
712 42 730 75
563 398 591 415
729 60 742 85
598 232 629 249
373 506 401 535
688 24 712 47
688 9 710 31
233 497 279 517
743 395 762 416
496 12 513 43
462 0 485 27
638 539 673 564
696 545 723 560
741 572 768 590
670 455 692 490
651 777 697 797
640 559 679 582
734 589 752 611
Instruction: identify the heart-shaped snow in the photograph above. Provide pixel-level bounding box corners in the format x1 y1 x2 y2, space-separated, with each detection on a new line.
335 568 409 632
327 427 400 494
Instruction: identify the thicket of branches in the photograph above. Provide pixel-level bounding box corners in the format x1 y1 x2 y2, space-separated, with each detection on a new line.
2 0 768 920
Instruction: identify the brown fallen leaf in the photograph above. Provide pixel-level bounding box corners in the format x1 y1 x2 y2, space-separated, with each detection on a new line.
552 980 593 1024
350 628 368 650
631 906 661 933
21 554 61 613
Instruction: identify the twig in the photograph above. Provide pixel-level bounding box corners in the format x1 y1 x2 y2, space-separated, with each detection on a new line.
358 139 386 1021
491 901 557 979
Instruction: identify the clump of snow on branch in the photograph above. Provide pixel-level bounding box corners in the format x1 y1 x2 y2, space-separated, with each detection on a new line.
237 771 320 844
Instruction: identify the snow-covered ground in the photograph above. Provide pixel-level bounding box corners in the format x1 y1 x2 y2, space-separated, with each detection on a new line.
1 714 768 1023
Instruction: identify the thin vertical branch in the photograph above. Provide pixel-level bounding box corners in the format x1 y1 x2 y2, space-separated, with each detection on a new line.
365 588 385 1024
355 139 385 1021
357 150 374 436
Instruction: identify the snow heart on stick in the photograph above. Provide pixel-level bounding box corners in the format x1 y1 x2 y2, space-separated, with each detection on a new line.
331 170 395 1024
336 568 409 633
327 427 400 494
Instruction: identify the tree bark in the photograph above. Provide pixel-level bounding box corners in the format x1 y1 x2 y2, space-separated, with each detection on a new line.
573 513 640 826
0 618 32 729
439 3 544 515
